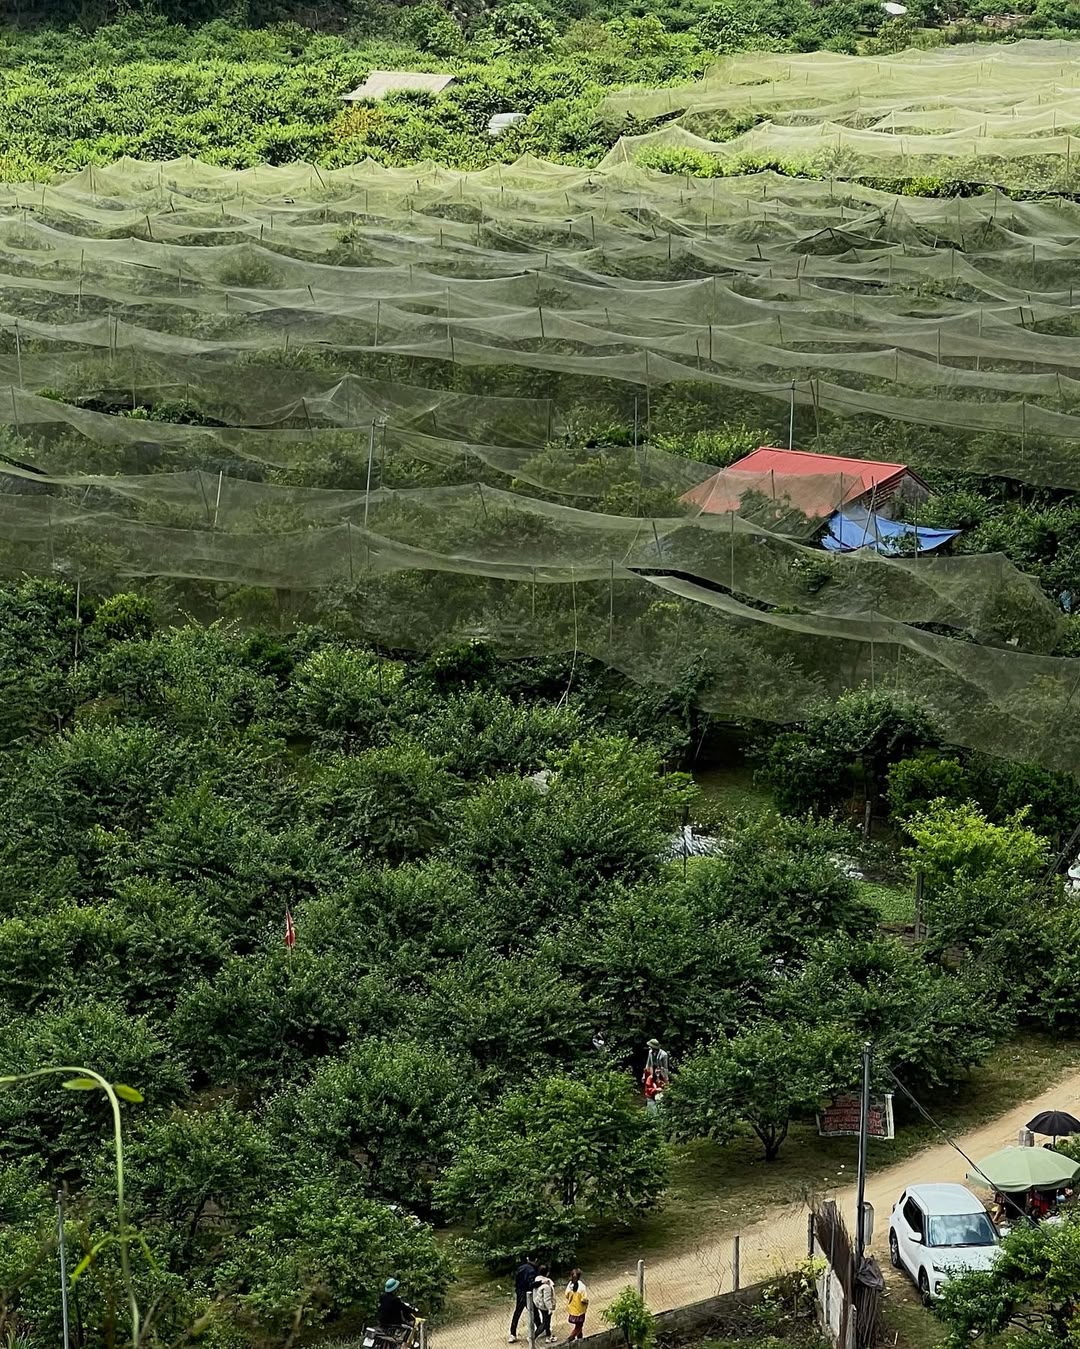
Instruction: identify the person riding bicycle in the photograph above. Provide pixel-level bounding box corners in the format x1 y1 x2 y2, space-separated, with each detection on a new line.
378 1278 416 1333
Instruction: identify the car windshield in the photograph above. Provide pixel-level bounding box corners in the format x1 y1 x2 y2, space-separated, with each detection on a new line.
927 1213 998 1248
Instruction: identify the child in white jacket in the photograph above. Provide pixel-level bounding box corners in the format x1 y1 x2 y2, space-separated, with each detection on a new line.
533 1266 557 1343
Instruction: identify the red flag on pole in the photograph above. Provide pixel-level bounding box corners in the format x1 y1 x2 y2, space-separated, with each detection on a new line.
284 907 296 950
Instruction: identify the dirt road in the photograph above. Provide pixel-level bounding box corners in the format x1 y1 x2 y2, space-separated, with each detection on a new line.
434 1066 1080 1347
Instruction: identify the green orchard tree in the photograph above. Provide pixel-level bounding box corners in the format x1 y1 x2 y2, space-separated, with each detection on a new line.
438 1071 668 1261
664 1022 858 1161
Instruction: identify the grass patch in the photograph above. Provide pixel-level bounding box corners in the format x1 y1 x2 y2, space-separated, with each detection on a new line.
857 878 913 926
880 1276 946 1349
693 763 775 819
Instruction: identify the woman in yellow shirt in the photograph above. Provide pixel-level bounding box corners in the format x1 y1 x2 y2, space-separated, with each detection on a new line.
565 1270 589 1341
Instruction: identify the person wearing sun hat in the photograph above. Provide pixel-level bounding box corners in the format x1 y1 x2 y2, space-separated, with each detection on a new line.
645 1038 670 1088
378 1278 415 1331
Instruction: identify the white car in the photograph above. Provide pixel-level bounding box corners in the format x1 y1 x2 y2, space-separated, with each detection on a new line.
888 1183 999 1302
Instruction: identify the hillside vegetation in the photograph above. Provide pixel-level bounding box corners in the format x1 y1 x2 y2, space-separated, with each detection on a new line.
2 4 1080 1346
0 1 1077 179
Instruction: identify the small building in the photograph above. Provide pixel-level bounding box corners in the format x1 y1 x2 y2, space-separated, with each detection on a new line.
680 447 930 521
342 71 456 103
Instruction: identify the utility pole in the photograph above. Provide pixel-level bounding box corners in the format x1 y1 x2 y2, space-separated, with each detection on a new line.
58 1188 71 1349
855 1041 873 1268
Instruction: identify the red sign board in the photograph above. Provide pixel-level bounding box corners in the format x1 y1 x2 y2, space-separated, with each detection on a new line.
816 1093 895 1140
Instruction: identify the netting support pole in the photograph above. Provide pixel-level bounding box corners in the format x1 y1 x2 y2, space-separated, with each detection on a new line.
73 580 81 674
788 379 795 451
730 509 735 592
364 420 376 531
608 559 614 649
213 471 223 530
13 323 22 388
644 351 651 444
78 250 84 317
374 300 380 350
732 1234 740 1291
11 386 19 438
346 521 354 582
855 1041 873 1268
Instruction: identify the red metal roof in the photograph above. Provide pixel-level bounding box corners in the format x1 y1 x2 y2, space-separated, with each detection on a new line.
680 447 926 518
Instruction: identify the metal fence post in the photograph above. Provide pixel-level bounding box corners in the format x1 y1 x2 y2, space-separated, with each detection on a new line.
807 1211 815 1258
526 1291 536 1349
58 1189 70 1349
419 1322 427 1349
636 1259 645 1300
732 1234 741 1291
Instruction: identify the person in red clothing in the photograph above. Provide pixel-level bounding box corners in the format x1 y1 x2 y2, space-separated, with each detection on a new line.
1027 1188 1051 1221
643 1069 658 1113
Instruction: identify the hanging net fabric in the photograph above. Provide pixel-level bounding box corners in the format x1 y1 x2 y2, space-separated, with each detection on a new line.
2 46 1080 767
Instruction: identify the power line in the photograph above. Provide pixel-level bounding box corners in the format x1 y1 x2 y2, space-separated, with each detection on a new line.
885 1068 1036 1229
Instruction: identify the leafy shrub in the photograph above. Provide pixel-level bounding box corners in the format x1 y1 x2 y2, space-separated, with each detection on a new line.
604 1289 655 1349
887 753 972 826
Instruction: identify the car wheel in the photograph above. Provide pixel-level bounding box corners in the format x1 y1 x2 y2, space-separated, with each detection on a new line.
918 1269 931 1307
889 1232 901 1270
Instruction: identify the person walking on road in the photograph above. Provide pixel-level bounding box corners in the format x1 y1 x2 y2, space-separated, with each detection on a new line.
533 1266 557 1343
508 1254 538 1343
565 1269 589 1341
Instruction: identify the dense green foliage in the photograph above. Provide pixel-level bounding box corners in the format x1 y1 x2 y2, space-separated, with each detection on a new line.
3 578 1080 1345
754 687 1080 845
2 0 1079 1340
0 2 1076 179
935 1211 1080 1347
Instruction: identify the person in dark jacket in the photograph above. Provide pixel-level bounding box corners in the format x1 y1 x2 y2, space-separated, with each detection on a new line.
378 1278 415 1331
508 1254 538 1342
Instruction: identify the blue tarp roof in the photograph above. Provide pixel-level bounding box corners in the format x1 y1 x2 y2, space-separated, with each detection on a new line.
822 508 960 555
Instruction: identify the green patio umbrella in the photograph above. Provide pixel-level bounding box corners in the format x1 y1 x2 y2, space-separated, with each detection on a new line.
967 1146 1080 1191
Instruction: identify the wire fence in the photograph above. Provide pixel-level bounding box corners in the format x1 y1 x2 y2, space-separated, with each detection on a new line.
431 1206 815 1349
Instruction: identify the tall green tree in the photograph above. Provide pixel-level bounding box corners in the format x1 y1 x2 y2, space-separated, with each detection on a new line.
220 1180 451 1340
268 1039 468 1206
664 1022 857 1161
438 1071 667 1261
